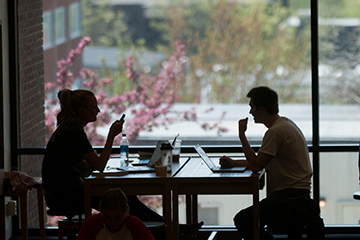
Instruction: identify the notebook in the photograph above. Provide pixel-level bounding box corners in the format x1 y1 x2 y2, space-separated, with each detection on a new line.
194 144 247 173
118 164 155 173
92 166 129 176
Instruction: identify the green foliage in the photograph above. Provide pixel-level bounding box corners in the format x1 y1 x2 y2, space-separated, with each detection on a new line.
81 0 313 104
81 0 130 47
318 0 360 18
158 0 311 104
287 0 310 10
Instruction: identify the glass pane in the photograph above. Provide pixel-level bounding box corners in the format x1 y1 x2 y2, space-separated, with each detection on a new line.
318 0 360 143
69 2 81 38
43 11 53 49
55 7 65 44
21 0 313 228
320 152 359 225
40 0 311 147
19 155 43 227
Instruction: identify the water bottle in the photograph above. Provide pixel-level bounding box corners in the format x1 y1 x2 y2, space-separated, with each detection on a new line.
120 133 129 161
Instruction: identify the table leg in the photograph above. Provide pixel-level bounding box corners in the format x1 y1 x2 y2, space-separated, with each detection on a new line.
185 195 192 224
0 194 5 240
36 186 45 240
20 190 29 240
253 182 260 240
172 184 179 240
192 195 198 224
164 184 172 240
84 183 91 219
185 194 198 224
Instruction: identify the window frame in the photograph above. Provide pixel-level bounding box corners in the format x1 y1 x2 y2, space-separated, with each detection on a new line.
8 0 360 234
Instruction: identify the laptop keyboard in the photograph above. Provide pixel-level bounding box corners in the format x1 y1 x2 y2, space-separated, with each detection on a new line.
132 159 150 166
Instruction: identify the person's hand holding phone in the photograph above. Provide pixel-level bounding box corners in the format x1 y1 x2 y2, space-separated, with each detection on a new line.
109 114 125 138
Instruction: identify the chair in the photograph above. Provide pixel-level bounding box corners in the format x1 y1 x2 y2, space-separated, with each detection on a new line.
4 177 46 240
46 209 83 240
267 197 325 239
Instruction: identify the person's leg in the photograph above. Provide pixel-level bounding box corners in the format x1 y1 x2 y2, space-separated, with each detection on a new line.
263 189 311 239
45 186 85 212
233 189 310 240
234 206 253 239
234 197 277 240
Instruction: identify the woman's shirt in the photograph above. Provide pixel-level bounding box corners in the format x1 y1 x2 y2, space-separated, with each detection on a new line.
42 123 93 193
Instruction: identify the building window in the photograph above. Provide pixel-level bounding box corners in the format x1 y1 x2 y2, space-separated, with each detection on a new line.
69 2 82 39
43 10 53 50
55 7 66 45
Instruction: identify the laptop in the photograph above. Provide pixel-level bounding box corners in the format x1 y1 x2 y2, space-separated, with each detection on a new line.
194 144 247 173
132 141 163 166
106 141 163 173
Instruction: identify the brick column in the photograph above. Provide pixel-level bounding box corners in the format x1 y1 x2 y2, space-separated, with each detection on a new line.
17 0 45 227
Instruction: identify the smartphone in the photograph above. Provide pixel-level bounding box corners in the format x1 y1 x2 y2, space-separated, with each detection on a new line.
119 113 126 121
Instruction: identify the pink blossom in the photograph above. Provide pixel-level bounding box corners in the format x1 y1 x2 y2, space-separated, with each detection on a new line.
44 37 227 144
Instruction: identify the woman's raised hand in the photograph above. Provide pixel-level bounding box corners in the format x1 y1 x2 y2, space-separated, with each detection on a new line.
108 119 124 138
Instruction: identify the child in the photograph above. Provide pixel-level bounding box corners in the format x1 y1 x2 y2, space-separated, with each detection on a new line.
76 188 154 240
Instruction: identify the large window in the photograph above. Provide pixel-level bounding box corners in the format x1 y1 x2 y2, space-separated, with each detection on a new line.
318 0 360 143
318 0 360 225
14 0 360 230
43 0 312 147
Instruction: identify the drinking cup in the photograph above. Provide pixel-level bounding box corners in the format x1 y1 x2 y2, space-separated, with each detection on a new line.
169 139 182 163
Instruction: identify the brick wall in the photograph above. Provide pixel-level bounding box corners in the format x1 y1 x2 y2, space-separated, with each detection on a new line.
17 0 45 227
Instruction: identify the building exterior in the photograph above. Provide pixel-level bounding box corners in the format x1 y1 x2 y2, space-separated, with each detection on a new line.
43 0 83 83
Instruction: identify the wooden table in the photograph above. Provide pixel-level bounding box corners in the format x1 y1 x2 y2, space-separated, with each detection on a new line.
83 156 191 240
172 157 265 240
84 156 264 240
84 173 172 239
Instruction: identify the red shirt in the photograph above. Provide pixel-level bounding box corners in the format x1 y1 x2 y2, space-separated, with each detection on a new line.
76 213 155 240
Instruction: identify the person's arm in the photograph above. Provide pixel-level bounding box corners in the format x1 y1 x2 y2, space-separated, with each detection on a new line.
82 120 124 171
219 156 247 168
238 118 273 172
75 160 92 177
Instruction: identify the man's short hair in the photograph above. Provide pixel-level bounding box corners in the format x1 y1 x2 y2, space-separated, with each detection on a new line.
247 86 279 115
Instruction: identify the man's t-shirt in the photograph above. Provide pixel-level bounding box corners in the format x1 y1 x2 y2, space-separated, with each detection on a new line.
42 123 94 193
76 213 155 240
259 117 312 193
